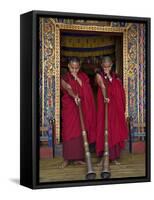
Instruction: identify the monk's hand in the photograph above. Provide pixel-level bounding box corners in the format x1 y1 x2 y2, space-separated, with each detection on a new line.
71 72 78 80
74 95 81 105
104 97 110 103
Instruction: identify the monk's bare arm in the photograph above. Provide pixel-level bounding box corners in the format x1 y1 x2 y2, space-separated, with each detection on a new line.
61 79 76 98
95 74 106 98
95 74 110 103
61 79 81 105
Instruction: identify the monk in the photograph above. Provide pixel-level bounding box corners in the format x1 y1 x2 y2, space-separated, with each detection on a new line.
96 56 128 165
60 57 96 168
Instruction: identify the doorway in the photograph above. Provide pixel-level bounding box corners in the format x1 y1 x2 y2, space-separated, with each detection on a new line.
60 29 123 143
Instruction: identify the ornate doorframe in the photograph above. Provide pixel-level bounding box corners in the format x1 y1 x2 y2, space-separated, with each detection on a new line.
40 18 130 144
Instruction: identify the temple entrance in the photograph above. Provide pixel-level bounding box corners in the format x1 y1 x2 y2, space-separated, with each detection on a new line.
60 30 123 143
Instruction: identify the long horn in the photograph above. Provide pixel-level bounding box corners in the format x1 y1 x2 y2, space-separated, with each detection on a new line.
100 84 111 179
77 100 96 180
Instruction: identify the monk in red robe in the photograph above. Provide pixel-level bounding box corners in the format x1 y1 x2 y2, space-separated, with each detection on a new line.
60 57 96 168
96 56 128 165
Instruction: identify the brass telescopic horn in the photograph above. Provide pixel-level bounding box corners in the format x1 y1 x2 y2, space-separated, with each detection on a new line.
77 99 96 180
100 84 111 179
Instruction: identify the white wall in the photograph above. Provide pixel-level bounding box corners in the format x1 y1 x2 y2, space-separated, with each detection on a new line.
0 0 153 199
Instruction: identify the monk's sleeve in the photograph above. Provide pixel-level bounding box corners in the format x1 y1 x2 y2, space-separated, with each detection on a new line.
117 78 126 113
82 73 94 94
83 73 89 84
81 73 96 143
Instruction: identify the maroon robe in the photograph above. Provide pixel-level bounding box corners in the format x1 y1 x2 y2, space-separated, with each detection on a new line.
61 71 96 161
96 72 128 160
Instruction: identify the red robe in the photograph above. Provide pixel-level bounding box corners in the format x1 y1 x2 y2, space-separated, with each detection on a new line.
61 71 96 161
96 72 128 160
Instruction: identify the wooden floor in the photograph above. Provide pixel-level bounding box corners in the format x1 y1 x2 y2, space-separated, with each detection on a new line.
39 152 145 183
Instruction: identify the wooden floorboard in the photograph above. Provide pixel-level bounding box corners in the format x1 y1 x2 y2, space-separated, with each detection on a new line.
39 152 145 182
